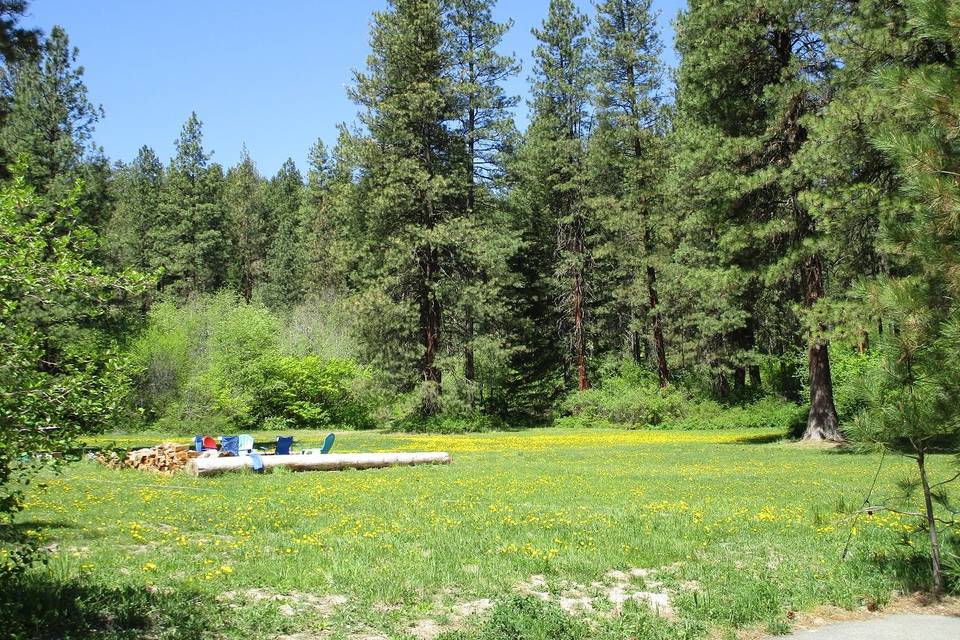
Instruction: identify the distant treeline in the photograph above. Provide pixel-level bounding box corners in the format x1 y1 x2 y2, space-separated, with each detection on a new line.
1 0 956 440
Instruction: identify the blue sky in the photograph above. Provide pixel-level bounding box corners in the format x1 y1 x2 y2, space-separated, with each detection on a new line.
24 1 684 176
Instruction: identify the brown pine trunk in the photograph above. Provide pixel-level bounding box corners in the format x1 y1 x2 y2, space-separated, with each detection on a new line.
715 370 730 398
646 262 669 387
917 450 945 595
420 244 442 414
801 253 841 441
749 365 761 388
573 269 588 391
463 31 477 404
464 305 475 407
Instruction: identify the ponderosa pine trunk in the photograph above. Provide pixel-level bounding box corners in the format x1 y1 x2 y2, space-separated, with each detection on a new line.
646 263 669 387
573 266 588 391
802 252 841 441
420 243 442 413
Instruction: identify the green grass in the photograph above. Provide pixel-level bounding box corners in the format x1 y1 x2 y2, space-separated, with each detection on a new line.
5 427 955 639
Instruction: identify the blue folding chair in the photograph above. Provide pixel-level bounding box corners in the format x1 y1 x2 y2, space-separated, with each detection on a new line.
320 432 335 454
275 435 294 455
219 435 240 456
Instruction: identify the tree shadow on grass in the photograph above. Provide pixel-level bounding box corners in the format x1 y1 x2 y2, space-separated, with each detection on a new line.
0 574 219 640
864 533 960 595
720 432 786 445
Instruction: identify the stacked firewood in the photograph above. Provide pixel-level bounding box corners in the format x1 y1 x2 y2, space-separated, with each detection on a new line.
97 443 199 473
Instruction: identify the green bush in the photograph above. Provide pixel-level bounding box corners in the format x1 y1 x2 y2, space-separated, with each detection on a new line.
559 364 687 427
127 293 381 432
558 359 804 432
251 354 376 429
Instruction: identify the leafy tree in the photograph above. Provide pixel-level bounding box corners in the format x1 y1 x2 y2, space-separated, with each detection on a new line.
853 0 960 595
156 112 228 297
224 149 268 302
0 175 147 574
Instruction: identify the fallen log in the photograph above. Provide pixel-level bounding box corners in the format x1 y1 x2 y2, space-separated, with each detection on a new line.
185 451 452 477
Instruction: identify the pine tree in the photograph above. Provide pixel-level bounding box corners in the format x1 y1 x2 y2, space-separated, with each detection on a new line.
673 0 842 437
524 0 593 391
0 26 107 226
106 146 164 273
263 157 306 308
345 0 458 412
224 148 268 302
849 0 960 596
156 112 228 297
445 0 520 406
0 1 39 67
589 0 668 384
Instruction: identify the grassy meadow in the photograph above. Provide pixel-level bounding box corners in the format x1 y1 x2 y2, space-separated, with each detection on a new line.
4 427 954 639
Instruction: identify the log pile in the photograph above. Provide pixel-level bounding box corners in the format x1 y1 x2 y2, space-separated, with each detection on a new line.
97 442 199 473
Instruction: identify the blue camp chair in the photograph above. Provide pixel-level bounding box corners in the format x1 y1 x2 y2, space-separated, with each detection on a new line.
219 435 240 456
275 435 294 455
320 432 335 454
193 435 203 452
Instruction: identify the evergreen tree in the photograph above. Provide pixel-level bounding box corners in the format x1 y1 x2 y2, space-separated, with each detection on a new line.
301 138 339 298
263 157 306 308
0 26 107 226
224 148 268 302
517 0 593 392
445 0 520 406
156 112 228 297
0 1 39 67
853 0 960 593
588 0 668 384
106 146 164 273
673 0 841 438
345 0 459 412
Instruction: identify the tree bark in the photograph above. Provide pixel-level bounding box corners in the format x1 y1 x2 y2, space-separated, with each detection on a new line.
801 252 841 441
420 243 442 413
573 267 588 391
917 450 945 595
646 262 669 387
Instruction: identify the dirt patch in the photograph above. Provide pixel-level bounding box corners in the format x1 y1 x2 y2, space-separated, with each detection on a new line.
453 599 493 618
408 618 446 640
220 589 347 617
515 567 681 620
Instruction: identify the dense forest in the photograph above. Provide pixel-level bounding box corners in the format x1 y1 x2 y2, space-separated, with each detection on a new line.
3 0 960 453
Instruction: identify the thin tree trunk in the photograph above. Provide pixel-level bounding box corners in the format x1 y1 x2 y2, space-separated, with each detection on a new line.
420 243 442 414
464 305 475 406
801 252 841 441
749 365 761 388
917 450 945 595
573 268 588 391
646 262 669 387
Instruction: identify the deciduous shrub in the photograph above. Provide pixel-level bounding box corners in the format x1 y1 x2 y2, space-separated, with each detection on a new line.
127 293 381 431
